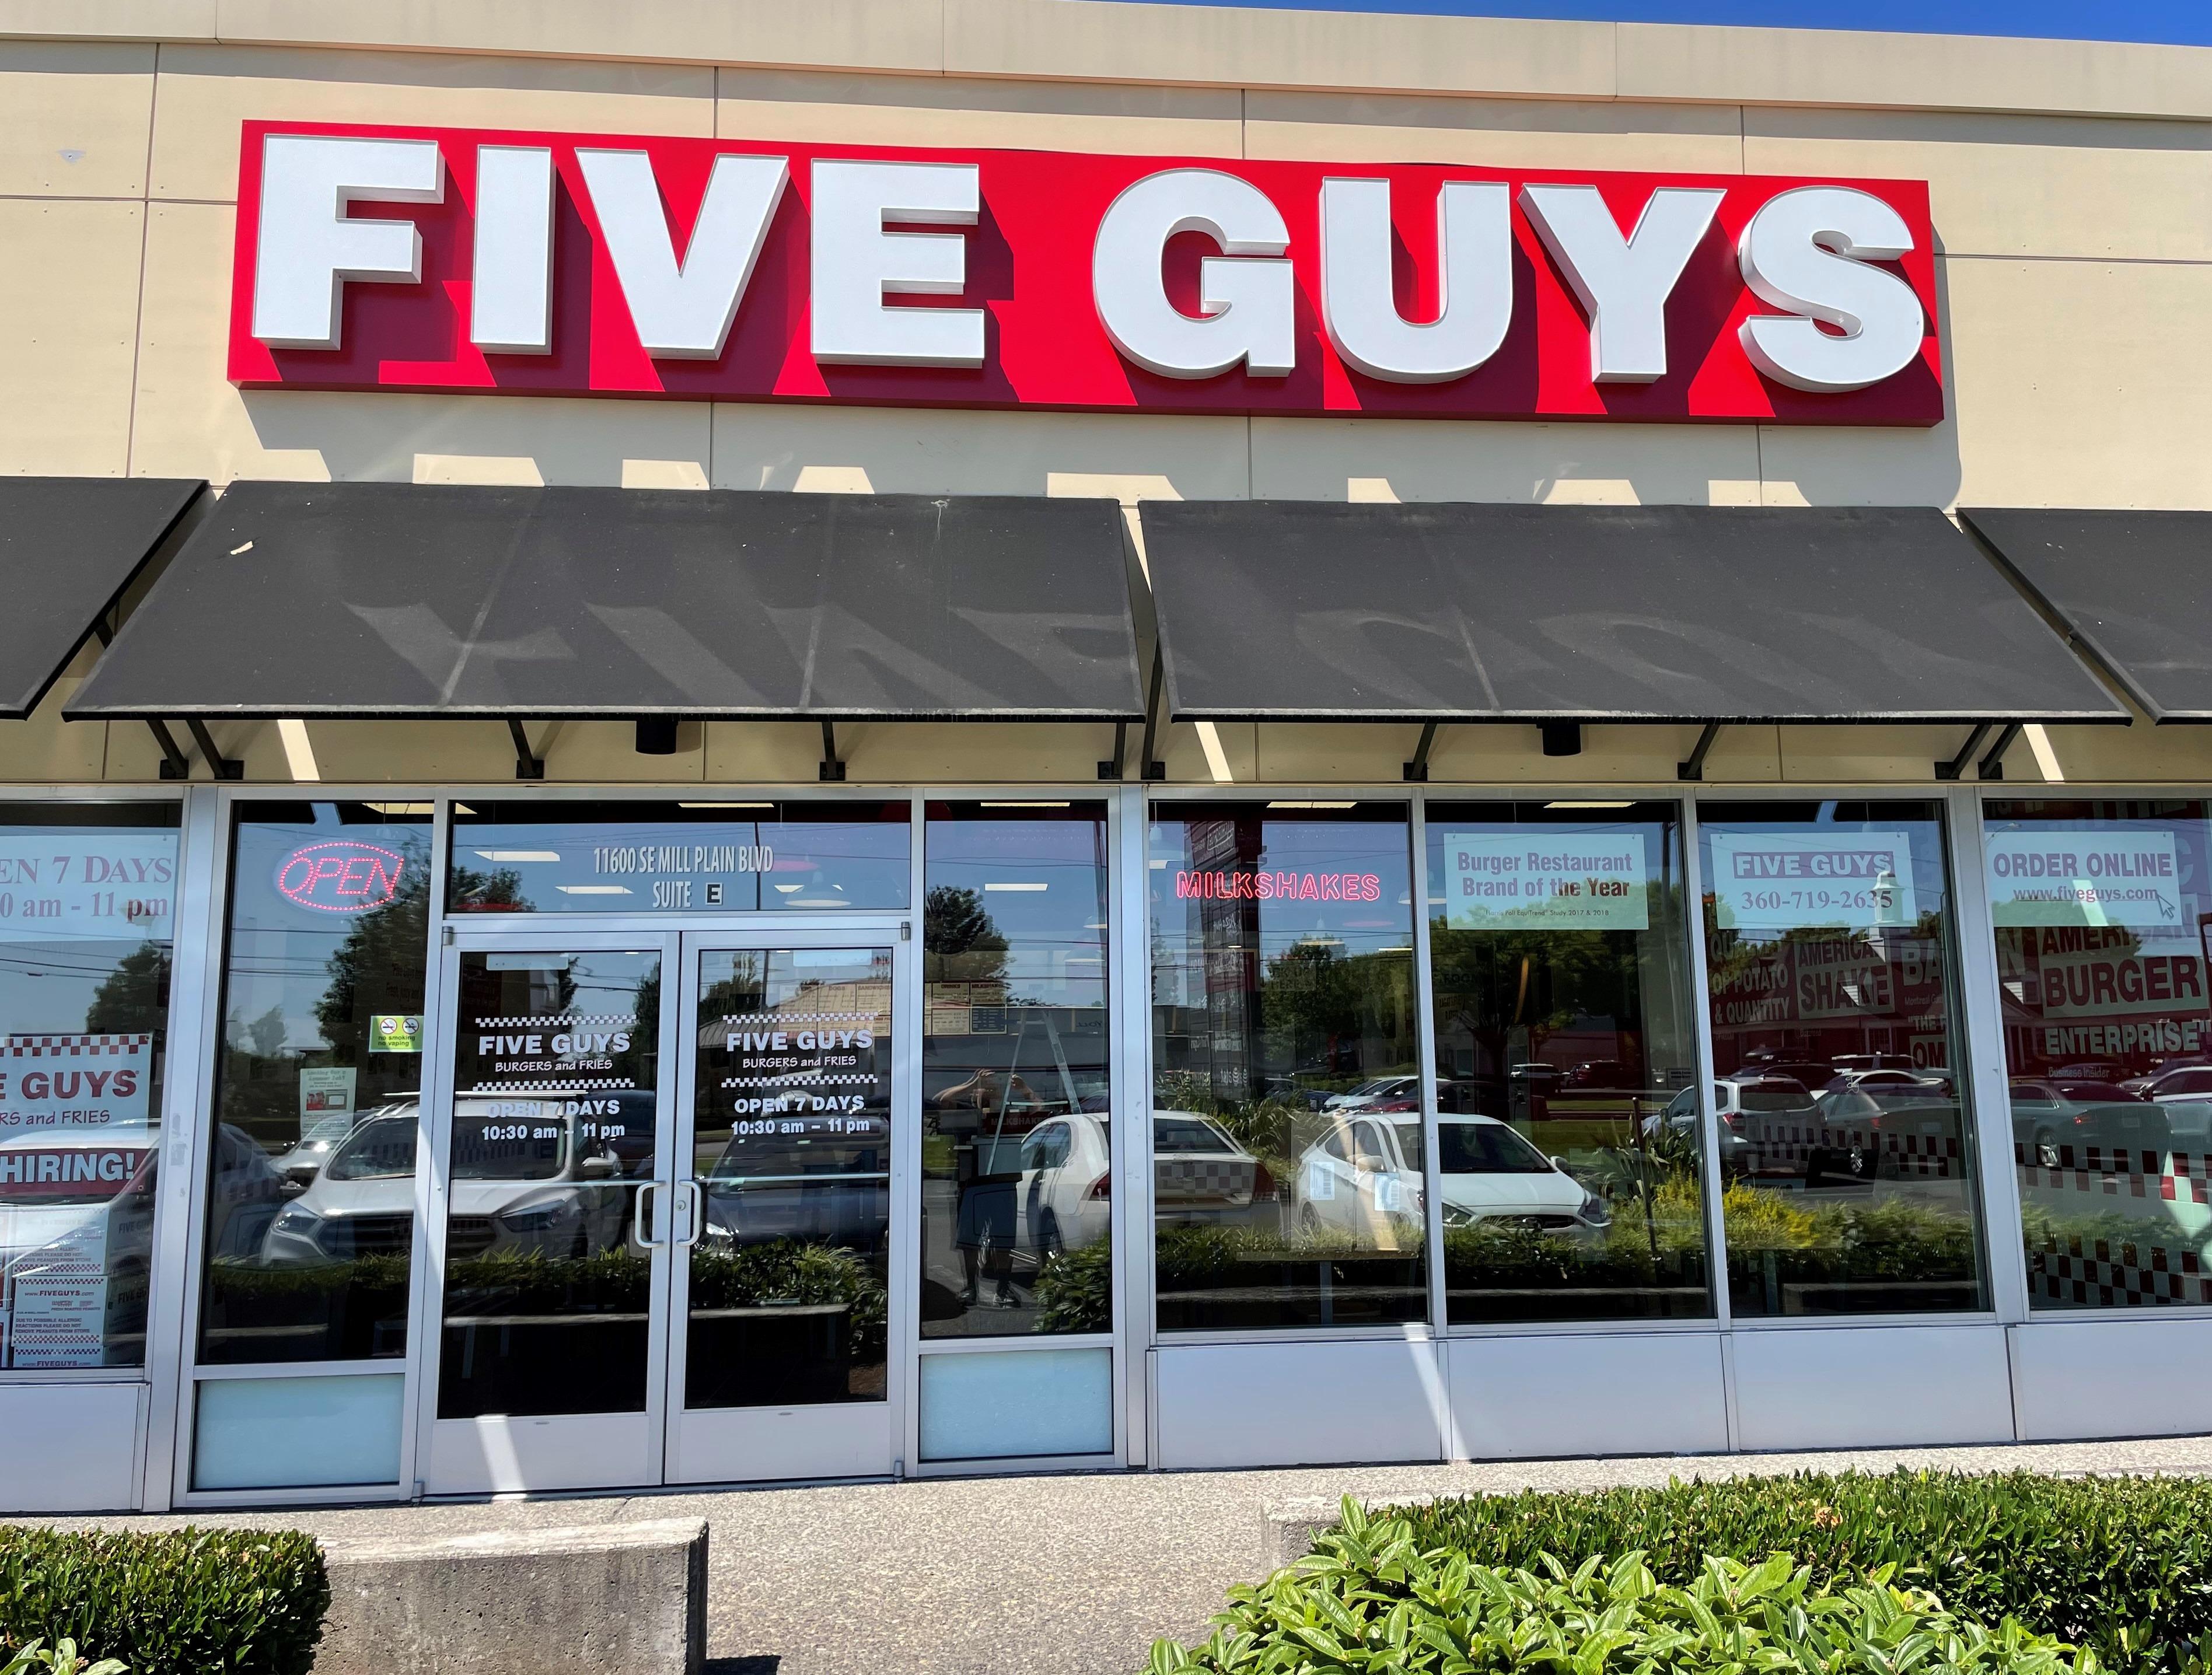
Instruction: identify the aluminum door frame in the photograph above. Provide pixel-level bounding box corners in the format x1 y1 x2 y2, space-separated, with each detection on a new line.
664 921 917 1485
417 925 685 1495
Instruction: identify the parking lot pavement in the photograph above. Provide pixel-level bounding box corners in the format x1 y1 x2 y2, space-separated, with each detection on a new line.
30 1434 2212 1675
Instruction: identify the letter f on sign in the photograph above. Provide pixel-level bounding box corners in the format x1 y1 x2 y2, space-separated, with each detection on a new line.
251 134 446 351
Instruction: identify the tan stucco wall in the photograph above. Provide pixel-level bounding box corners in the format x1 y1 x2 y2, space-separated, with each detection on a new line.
0 3 2204 786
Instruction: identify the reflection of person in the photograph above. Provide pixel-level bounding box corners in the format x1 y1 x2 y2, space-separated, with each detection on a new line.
956 1171 1018 1308
934 1066 1042 1115
936 1068 1039 1311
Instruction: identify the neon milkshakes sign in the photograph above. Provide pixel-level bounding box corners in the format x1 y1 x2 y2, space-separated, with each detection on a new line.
228 123 1943 425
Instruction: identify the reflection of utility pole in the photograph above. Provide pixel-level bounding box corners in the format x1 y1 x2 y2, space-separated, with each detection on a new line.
1633 1092 1659 1272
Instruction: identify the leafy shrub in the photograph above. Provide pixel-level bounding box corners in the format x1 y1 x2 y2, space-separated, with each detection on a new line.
1032 1235 1113 1333
0 1527 327 1675
5 1641 125 1675
1391 1470 2212 1674
1148 1499 2095 1674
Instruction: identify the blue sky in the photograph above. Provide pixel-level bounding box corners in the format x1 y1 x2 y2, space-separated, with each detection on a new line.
1100 0 2212 48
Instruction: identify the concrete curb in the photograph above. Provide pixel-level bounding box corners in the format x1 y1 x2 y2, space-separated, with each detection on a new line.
316 1517 708 1675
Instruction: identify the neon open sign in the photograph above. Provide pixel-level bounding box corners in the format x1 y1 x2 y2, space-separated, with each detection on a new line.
276 840 407 914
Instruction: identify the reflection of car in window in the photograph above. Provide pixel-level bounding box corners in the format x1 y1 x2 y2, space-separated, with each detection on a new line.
262 1097 628 1267
1009 1113 1111 1258
1295 1113 1606 1239
1151 1111 1276 1226
699 1109 890 1253
1322 1075 1419 1113
2011 1078 2168 1167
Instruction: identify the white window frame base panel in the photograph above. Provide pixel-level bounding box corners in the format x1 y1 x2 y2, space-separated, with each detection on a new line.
1442 1333 1727 1460
1728 1323 2015 1451
427 1411 659 1496
1152 1338 1448 1468
0 1382 146 1513
2009 1316 2212 1441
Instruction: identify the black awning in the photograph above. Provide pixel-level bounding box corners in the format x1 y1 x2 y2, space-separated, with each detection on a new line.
1961 509 2212 723
67 482 1144 722
1139 501 2125 724
0 477 205 719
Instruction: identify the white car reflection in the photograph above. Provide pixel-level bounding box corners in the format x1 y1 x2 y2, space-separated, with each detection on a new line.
1297 1114 1606 1240
261 1098 627 1266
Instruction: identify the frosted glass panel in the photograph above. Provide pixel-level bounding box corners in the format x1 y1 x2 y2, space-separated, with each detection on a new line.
918 1347 1112 1461
194 1373 403 1490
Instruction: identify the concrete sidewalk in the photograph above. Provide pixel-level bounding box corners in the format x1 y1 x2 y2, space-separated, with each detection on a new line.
34 1435 2212 1675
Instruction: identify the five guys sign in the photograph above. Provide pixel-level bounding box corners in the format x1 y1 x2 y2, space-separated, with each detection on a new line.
228 123 1944 425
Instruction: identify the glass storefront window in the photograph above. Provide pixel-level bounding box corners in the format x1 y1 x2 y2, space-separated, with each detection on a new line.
439 948 661 1418
689 946 893 1406
1699 801 1986 1317
0 803 179 1371
921 803 1111 1339
1983 799 2212 1310
1149 802 1422 1331
448 800 909 915
1425 801 1708 1323
199 803 431 1364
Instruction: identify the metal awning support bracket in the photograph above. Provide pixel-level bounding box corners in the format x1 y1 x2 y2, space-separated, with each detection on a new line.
1403 721 1439 784
1935 722 1994 781
1139 646 1166 782
184 718 242 781
1977 722 2024 781
819 719 847 782
1097 721 1127 782
1677 722 1722 782
146 720 191 781
507 718 544 782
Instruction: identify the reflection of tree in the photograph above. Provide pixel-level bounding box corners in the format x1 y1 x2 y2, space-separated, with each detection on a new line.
1259 942 1410 1079
613 960 659 1090
1428 912 1659 1084
924 885 1007 982
319 851 518 1041
84 941 169 1033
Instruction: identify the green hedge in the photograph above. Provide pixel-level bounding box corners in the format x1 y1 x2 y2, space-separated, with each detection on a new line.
1150 1499 2095 1675
1389 1470 2212 1673
0 1527 326 1675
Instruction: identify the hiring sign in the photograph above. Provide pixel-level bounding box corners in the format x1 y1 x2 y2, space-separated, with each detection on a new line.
228 123 1942 425
1708 832 1916 932
1441 833 1649 932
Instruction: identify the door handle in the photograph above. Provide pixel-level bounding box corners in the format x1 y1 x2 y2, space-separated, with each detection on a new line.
680 1179 705 1247
635 1180 664 1248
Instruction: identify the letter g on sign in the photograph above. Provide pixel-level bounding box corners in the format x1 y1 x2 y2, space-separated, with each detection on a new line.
1092 169 1295 380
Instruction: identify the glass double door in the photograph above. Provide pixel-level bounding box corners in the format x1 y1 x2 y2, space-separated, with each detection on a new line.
421 925 909 1494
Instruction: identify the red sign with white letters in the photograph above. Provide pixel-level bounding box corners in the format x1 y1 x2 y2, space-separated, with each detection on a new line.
226 121 1944 425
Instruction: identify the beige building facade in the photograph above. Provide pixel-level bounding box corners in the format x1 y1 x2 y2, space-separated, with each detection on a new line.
2 0 2210 1512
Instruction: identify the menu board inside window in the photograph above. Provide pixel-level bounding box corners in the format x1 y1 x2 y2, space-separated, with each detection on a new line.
0 803 181 1371
448 800 910 914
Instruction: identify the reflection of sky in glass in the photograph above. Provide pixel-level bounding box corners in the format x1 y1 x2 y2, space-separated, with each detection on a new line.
449 802 909 914
927 810 1107 1008
0 812 180 1097
1148 807 1414 1009
229 806 432 1052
